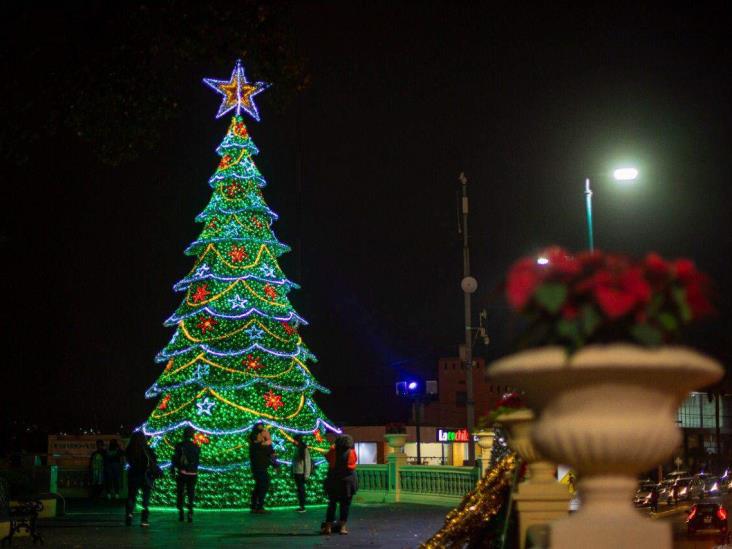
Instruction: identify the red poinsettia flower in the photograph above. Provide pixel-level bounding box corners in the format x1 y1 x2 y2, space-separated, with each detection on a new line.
673 259 698 283
496 392 525 410
506 258 542 309
544 247 581 277
644 253 669 276
562 303 579 320
591 266 650 319
505 247 713 350
684 274 715 318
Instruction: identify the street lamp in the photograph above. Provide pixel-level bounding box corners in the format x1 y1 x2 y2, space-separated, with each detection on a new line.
584 167 638 251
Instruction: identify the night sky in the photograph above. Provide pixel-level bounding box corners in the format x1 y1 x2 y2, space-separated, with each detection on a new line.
3 3 731 433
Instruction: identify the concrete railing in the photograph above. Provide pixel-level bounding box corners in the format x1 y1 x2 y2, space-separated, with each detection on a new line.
355 457 479 506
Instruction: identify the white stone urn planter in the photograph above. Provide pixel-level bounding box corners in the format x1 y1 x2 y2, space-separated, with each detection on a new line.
495 410 561 487
496 409 571 549
384 433 408 451
489 344 723 549
474 430 495 451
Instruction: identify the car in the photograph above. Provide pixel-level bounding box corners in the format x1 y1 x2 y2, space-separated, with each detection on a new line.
658 479 677 504
701 475 723 496
633 481 658 507
687 502 728 536
674 477 705 502
660 477 704 504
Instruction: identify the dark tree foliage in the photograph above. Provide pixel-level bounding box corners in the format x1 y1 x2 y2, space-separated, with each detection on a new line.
0 1 308 166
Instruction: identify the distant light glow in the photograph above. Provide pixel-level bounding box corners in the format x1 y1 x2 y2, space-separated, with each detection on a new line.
537 257 549 265
408 381 418 390
613 167 638 181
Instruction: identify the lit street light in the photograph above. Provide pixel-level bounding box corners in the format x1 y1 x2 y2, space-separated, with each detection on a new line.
585 167 638 251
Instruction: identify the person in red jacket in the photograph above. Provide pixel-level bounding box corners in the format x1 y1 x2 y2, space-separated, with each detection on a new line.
321 434 358 535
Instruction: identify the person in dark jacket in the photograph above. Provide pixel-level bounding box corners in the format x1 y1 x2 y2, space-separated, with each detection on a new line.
249 422 275 513
321 434 358 535
124 431 158 527
104 439 124 499
89 439 106 500
291 434 312 512
172 426 201 523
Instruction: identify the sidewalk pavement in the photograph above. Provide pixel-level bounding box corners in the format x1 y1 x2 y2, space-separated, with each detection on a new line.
24 499 449 548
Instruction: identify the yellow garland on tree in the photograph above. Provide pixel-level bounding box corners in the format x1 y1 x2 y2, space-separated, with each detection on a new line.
420 454 517 549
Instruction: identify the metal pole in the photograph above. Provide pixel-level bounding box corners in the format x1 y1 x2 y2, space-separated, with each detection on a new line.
459 172 476 464
415 398 422 465
716 393 721 465
585 177 594 252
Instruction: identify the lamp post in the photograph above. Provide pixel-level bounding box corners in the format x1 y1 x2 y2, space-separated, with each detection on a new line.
584 167 638 251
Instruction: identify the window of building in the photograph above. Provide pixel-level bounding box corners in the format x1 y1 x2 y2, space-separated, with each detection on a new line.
456 391 467 407
354 442 378 465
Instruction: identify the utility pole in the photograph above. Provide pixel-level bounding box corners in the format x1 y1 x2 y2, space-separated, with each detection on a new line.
459 172 477 465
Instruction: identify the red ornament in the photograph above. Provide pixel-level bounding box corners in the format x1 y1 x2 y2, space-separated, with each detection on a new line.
264 390 284 411
196 315 218 334
158 394 171 410
251 215 263 229
243 354 264 371
263 284 277 299
313 430 323 443
224 181 242 198
218 155 232 170
229 245 248 263
233 122 248 137
192 284 211 303
281 321 296 335
206 216 219 230
193 432 210 446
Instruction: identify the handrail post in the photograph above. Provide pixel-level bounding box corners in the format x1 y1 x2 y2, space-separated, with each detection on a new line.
387 452 407 503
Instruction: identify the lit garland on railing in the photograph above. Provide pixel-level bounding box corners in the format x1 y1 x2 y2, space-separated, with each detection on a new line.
420 454 518 548
140 61 339 508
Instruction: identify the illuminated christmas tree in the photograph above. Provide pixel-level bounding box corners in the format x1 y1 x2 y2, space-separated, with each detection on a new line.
141 60 339 508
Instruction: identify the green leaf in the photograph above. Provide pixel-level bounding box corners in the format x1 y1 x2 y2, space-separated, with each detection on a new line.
534 282 568 314
557 319 581 342
631 324 663 346
646 294 664 317
580 305 601 336
672 286 692 323
658 312 678 332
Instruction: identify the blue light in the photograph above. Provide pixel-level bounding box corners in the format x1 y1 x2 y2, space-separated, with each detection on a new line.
408 381 418 390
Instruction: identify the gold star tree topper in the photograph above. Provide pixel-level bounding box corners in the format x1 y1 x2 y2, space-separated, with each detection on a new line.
203 59 270 120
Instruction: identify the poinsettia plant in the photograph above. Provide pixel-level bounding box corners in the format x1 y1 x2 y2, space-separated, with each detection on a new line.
478 392 529 428
506 247 714 352
385 422 407 434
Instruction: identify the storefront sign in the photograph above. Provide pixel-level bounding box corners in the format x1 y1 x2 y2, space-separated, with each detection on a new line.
436 428 478 442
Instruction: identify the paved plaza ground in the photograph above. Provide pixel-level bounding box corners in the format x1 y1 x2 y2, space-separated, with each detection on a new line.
16 499 449 548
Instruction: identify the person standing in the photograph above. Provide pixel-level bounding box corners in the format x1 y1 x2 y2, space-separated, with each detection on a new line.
249 423 275 514
650 485 659 513
321 434 358 535
172 426 200 523
89 440 106 500
104 439 124 499
124 432 159 527
291 434 312 513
